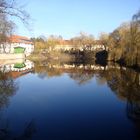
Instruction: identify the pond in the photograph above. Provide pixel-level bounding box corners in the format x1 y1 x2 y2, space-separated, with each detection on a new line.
0 60 140 140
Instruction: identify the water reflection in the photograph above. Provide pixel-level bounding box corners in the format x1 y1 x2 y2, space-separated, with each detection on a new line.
0 119 36 140
0 59 140 139
0 59 36 140
0 71 18 109
0 59 34 108
0 59 34 73
33 60 140 139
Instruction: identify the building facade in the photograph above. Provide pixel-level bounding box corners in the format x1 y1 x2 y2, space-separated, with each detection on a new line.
0 35 34 56
49 40 105 52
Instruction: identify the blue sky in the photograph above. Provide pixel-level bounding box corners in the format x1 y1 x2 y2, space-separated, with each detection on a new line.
14 0 140 39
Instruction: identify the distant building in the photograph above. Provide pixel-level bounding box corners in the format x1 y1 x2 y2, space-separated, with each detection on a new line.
49 40 77 51
0 35 34 56
84 40 106 51
52 40 105 52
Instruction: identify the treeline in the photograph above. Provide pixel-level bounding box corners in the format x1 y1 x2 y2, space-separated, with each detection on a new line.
31 35 64 52
31 10 140 68
30 33 97 62
107 10 140 67
31 32 95 52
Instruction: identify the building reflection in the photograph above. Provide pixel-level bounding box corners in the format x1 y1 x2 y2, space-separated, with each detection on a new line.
0 59 34 79
0 59 34 115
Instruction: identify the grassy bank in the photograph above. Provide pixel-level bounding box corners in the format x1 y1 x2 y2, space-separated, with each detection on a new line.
27 51 75 62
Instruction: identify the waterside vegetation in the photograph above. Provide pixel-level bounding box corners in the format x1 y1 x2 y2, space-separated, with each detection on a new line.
29 10 140 69
0 1 140 69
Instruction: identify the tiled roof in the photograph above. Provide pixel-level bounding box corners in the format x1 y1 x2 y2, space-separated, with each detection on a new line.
9 35 33 44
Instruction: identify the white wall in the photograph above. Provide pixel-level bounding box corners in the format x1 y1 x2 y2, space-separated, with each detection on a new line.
0 43 34 55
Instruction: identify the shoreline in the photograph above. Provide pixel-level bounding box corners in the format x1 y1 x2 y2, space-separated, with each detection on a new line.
0 53 25 60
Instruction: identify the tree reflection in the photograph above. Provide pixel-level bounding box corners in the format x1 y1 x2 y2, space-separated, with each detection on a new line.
0 71 18 108
0 71 36 140
127 101 140 139
69 72 94 85
1 59 140 139
95 74 107 85
127 101 140 120
33 60 140 111
14 120 36 140
100 66 140 138
33 60 104 84
0 119 36 140
33 59 140 136
105 68 140 102
34 61 63 78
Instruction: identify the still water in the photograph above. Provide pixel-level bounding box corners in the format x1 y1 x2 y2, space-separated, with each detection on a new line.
0 60 140 140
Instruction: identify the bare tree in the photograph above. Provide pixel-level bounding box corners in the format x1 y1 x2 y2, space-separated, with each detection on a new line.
0 71 18 109
0 0 30 53
0 13 15 52
0 0 30 25
99 32 109 51
130 10 140 66
71 32 95 50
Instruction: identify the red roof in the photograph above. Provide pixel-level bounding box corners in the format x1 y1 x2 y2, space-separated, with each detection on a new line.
9 35 33 44
58 40 72 45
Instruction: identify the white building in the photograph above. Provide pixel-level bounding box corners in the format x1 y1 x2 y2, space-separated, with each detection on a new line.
0 35 34 56
49 40 106 52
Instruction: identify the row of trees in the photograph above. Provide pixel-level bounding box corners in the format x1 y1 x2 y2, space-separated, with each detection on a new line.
31 32 96 53
107 10 140 67
30 33 97 62
32 14 140 67
70 32 95 48
31 35 63 52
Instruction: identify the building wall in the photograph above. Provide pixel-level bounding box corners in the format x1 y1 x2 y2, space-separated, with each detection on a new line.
52 44 105 51
54 45 76 51
11 43 34 55
0 43 34 55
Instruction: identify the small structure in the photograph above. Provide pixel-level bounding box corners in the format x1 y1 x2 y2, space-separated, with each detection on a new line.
0 35 34 56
